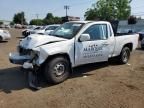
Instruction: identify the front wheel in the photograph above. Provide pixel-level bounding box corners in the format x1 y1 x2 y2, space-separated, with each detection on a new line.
0 36 2 41
44 57 70 84
119 47 130 64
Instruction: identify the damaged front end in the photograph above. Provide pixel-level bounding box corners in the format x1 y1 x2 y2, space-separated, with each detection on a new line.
9 46 42 89
9 46 38 66
9 34 67 89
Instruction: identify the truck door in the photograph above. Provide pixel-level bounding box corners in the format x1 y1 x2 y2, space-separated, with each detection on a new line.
75 24 113 66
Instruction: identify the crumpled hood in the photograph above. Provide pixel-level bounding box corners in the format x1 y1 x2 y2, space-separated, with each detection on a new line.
20 34 67 49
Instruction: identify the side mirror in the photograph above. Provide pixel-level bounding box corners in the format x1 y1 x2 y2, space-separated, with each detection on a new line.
79 34 90 42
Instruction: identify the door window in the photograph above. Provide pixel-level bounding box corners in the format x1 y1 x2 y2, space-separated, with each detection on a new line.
83 24 108 40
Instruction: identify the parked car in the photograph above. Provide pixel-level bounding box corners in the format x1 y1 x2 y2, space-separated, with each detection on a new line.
0 29 11 41
22 26 41 37
5 25 11 29
0 24 11 29
9 21 139 88
32 24 60 35
14 24 23 29
0 25 5 28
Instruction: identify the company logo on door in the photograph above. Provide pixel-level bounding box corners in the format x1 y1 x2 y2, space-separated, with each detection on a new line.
83 44 103 58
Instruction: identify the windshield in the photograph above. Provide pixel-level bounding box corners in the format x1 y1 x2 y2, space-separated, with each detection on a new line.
46 26 59 30
51 22 83 39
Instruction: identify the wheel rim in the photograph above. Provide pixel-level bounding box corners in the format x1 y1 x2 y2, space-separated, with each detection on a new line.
53 63 65 76
122 50 129 63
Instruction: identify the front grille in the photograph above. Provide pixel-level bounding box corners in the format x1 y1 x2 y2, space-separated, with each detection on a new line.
22 30 31 37
19 46 31 55
22 31 26 36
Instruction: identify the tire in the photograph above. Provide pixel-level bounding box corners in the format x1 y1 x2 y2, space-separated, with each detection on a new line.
141 47 144 50
0 36 2 41
119 47 130 64
44 57 70 84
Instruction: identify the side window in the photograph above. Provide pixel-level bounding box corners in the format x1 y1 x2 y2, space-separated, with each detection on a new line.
83 24 108 40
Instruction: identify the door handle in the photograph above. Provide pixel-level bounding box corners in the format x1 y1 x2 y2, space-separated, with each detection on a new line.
102 43 109 46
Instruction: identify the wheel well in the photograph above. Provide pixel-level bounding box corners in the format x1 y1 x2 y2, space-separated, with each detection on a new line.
123 43 133 51
0 36 2 40
44 53 72 69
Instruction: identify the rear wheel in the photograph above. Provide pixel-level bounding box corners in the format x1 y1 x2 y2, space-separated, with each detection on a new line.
119 47 130 64
44 57 70 84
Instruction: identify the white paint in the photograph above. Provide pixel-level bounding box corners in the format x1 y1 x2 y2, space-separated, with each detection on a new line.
0 29 11 41
10 21 139 69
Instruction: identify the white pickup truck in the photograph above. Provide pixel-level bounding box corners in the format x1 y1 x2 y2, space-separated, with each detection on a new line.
9 21 139 86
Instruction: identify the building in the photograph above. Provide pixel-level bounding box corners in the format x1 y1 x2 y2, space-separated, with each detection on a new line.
0 20 11 25
118 19 144 33
62 16 80 23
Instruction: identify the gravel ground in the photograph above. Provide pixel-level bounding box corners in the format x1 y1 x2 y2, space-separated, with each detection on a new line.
0 29 144 108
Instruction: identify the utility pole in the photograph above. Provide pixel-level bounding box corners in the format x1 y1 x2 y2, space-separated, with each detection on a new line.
21 16 23 25
64 5 70 17
21 12 24 25
36 14 39 25
36 14 39 19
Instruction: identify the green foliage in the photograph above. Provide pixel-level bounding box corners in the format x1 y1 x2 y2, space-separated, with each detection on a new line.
84 8 98 20
10 22 14 25
13 12 27 25
0 21 3 25
44 13 62 25
85 0 131 20
54 17 62 24
29 19 44 25
45 13 54 19
30 13 62 25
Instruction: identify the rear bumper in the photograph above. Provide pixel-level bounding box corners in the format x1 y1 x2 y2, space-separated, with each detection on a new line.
9 52 31 65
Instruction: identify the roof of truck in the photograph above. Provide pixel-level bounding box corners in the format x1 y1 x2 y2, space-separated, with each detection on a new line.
69 21 109 24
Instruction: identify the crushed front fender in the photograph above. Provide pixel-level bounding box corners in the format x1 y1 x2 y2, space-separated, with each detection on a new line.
9 52 31 65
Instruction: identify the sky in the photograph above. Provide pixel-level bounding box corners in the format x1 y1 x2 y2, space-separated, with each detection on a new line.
0 0 144 22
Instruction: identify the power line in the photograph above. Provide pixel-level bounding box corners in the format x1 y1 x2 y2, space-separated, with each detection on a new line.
51 0 94 13
132 5 144 10
132 12 144 15
70 0 95 7
26 0 95 21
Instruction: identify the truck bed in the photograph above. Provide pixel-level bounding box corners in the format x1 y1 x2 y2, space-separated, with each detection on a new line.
112 34 139 57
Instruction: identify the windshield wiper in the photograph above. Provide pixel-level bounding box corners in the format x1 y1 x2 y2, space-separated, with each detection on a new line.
51 34 66 38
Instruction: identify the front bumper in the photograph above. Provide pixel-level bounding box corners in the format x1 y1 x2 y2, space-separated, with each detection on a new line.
9 52 41 89
9 52 31 65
